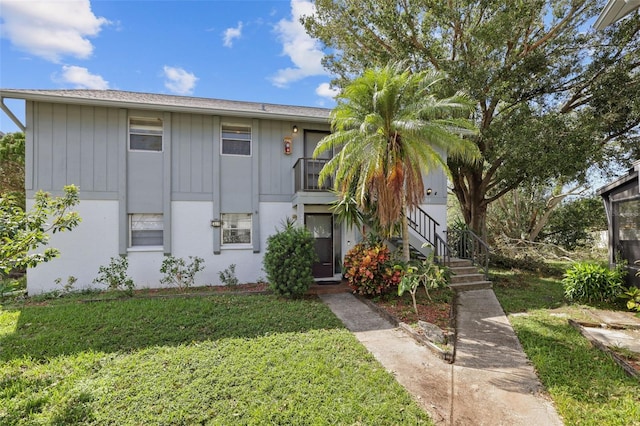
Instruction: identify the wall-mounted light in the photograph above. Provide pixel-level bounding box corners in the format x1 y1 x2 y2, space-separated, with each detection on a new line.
426 188 432 195
292 125 298 134
211 219 222 228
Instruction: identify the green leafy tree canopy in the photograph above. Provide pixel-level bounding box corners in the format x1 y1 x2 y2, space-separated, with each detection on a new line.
304 0 640 235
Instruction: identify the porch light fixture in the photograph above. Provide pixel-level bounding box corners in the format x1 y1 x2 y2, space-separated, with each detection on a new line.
292 125 298 133
426 188 432 195
211 219 222 228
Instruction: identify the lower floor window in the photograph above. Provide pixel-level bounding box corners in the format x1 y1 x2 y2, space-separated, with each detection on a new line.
222 213 252 245
130 213 163 246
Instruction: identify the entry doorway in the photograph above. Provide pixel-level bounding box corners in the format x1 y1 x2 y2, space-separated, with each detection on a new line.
305 213 333 278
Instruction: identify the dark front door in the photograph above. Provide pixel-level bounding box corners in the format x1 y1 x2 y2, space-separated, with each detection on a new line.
306 213 333 278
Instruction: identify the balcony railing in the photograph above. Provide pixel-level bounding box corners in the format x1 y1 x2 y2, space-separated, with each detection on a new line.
293 157 331 192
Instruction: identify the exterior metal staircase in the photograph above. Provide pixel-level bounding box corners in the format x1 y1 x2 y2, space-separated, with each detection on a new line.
406 206 492 292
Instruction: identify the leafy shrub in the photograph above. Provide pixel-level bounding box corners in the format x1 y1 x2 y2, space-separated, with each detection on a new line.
94 256 135 296
263 221 317 297
343 239 401 296
562 262 627 303
55 276 77 294
621 286 640 312
160 256 205 292
219 264 239 287
397 257 450 314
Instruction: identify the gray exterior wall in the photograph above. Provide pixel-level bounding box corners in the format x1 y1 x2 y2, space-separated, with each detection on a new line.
26 100 332 255
27 101 330 200
26 101 121 198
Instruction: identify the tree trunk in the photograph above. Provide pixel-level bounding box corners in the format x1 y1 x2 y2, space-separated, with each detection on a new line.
402 197 410 263
451 165 488 239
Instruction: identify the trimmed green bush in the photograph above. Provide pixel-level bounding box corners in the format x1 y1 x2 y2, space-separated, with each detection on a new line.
562 262 626 303
263 221 317 297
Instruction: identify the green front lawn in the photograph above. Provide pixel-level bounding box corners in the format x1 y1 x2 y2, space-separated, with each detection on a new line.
1 294 432 425
493 269 640 426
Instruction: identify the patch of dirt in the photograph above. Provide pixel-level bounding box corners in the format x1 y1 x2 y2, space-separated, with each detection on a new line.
136 282 270 295
367 288 453 330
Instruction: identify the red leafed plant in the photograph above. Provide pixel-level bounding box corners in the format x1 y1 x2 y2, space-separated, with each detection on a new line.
343 240 402 296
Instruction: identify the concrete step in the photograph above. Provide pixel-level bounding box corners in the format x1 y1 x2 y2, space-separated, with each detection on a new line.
449 266 481 276
445 258 473 268
450 273 488 284
449 281 493 291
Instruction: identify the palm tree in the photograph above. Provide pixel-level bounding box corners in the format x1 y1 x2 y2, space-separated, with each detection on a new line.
314 62 479 262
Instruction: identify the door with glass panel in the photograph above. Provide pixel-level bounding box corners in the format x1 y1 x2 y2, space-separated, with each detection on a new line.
305 213 333 278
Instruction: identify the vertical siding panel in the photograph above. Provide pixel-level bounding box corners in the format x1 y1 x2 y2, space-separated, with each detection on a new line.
66 105 81 186
280 121 290 195
106 109 120 192
191 115 204 193
25 101 34 190
179 114 191 193
80 107 95 192
52 104 68 190
259 121 272 195
202 116 214 194
93 107 108 191
38 103 53 190
170 114 180 193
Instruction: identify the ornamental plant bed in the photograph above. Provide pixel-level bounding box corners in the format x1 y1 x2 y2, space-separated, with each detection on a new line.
369 286 453 330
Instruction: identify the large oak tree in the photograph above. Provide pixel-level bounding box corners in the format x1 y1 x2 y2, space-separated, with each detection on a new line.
303 0 640 235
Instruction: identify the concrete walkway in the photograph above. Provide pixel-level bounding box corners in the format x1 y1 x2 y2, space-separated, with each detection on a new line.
320 289 563 425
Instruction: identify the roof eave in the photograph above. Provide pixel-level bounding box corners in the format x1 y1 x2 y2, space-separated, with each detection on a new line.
595 0 640 30
0 90 331 124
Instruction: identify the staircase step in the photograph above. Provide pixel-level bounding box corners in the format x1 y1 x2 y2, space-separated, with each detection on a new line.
445 258 473 268
449 266 481 276
449 281 493 291
450 273 487 284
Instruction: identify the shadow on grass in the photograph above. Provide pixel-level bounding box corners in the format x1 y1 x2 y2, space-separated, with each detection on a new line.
0 294 345 362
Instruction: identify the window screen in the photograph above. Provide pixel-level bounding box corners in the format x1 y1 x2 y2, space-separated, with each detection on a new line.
130 118 163 151
130 214 163 246
221 125 251 156
222 213 252 244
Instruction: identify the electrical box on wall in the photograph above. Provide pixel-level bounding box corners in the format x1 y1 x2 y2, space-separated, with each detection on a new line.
283 137 292 155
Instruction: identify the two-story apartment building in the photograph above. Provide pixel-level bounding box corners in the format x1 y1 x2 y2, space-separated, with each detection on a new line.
0 89 448 294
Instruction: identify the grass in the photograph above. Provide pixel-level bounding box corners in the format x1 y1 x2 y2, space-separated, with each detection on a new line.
492 269 640 426
1 293 432 425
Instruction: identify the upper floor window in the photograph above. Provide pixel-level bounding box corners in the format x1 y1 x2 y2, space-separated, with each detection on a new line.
130 117 163 151
221 124 251 156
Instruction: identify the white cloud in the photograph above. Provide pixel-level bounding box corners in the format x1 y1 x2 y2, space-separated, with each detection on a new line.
0 0 109 63
270 0 327 88
59 65 109 89
163 66 198 95
315 82 339 99
223 21 243 47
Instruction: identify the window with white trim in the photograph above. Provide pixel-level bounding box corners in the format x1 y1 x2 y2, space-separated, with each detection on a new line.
130 214 163 246
130 117 163 151
221 124 251 156
222 213 252 245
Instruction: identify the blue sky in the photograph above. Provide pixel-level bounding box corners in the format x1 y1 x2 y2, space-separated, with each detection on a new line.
0 0 339 133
